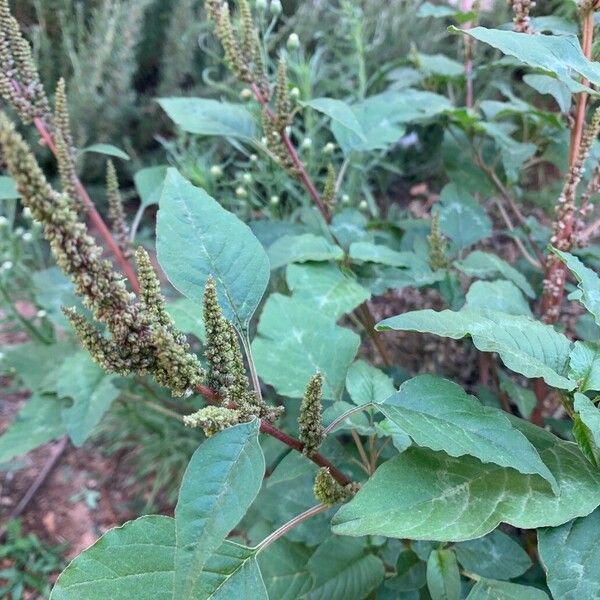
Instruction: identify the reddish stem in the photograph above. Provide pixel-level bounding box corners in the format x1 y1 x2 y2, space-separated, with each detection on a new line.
32 117 140 293
196 384 353 487
250 83 331 223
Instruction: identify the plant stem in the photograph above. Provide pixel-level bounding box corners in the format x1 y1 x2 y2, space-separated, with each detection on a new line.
32 117 140 293
256 504 329 553
0 282 51 344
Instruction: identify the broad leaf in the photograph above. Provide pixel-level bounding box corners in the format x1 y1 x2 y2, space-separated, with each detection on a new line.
346 360 395 405
332 421 600 541
167 298 206 342
574 392 600 449
80 143 130 160
377 309 574 390
437 184 492 248
303 537 385 599
426 549 460 600
455 27 600 92
135 165 169 208
387 549 426 592
32 267 81 327
56 352 120 447
0 394 65 463
466 579 549 600
252 294 360 400
286 263 370 320
380 375 557 489
454 529 532 580
258 539 313 600
157 169 269 330
498 371 536 419
268 234 343 269
465 280 532 317
569 341 600 393
158 98 257 140
538 507 600 600
349 242 421 268
523 73 571 113
50 516 267 600
456 251 535 298
174 420 264 599
554 249 600 326
304 98 366 140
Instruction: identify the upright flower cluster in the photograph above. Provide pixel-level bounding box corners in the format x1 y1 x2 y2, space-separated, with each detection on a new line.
314 468 359 506
298 373 325 456
0 0 51 126
0 114 204 396
106 161 132 259
508 0 535 34
428 212 448 271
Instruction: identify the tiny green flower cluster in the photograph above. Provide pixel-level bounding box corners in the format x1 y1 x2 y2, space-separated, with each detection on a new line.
203 277 283 423
322 164 337 211
314 468 359 506
428 212 448 271
0 0 51 125
298 373 325 456
106 161 132 259
274 58 291 131
183 406 242 437
0 115 204 397
53 79 78 204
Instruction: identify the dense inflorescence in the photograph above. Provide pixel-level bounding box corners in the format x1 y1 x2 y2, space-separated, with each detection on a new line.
298 373 325 456
106 161 132 259
314 467 359 506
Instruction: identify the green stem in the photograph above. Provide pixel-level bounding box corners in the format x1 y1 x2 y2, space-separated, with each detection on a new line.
0 282 51 344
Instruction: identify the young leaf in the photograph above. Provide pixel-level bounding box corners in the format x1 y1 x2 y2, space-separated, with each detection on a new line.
465 280 532 317
252 294 360 400
134 165 169 208
157 169 270 331
56 352 120 447
454 529 532 580
332 423 600 541
466 579 549 600
455 251 535 298
346 360 395 405
426 549 460 600
349 242 421 268
379 375 557 490
80 143 130 161
303 537 385 599
497 371 536 419
574 393 600 456
553 249 600 326
303 98 366 140
538 507 600 600
158 98 257 140
268 233 343 269
0 394 65 463
286 263 371 320
523 74 571 113
174 420 265 599
569 342 600 393
377 309 574 390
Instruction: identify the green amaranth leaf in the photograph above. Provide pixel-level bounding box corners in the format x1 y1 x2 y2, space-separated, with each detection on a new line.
523 73 571 113
0 175 19 199
0 394 65 463
379 375 557 490
377 309 574 390
174 420 264 599
252 294 360 400
465 280 532 317
466 579 549 600
332 420 600 541
574 392 600 450
349 242 422 268
569 341 600 393
454 529 532 580
258 539 313 600
455 251 535 298
56 352 120 447
303 537 385 600
50 516 267 600
286 263 370 321
268 234 343 269
158 98 257 140
167 298 205 342
346 360 395 405
498 371 536 419
156 169 269 331
538 507 600 600
134 165 169 208
80 143 130 160
454 27 600 93
304 98 366 140
553 249 600 326
426 549 460 600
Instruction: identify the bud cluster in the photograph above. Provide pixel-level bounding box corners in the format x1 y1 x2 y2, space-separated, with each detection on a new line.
428 212 448 271
314 468 359 506
298 373 325 456
106 161 132 259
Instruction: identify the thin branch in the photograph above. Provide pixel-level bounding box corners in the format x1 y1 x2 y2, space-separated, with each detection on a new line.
256 504 329 553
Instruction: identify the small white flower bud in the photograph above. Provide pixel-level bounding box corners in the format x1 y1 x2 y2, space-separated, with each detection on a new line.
270 0 282 15
14 227 24 236
1 260 13 271
301 137 312 150
323 142 335 155
36 309 47 318
236 186 248 198
243 173 253 184
22 232 33 242
22 207 32 219
359 200 368 211
270 195 280 206
287 33 300 50
341 194 350 205
255 0 267 11
210 165 223 178
290 87 301 99
240 88 253 101
250 154 258 163
0 216 8 227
